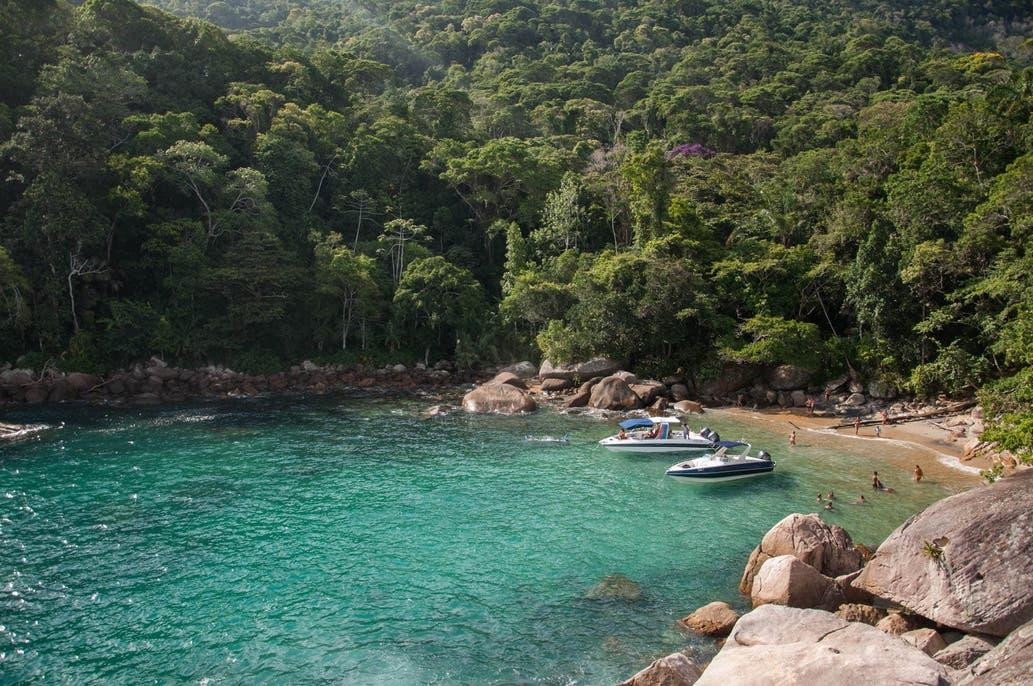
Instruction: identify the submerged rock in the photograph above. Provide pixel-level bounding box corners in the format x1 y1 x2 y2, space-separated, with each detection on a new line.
462 383 537 414
421 404 455 419
679 601 740 637
740 513 862 595
852 469 1033 637
618 651 701 686
585 573 642 602
695 605 950 686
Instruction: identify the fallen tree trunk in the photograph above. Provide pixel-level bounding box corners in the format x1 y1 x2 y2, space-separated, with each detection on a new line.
830 400 977 429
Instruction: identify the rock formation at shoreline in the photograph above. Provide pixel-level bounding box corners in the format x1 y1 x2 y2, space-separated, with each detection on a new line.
462 382 537 414
623 470 1033 685
853 469 1033 637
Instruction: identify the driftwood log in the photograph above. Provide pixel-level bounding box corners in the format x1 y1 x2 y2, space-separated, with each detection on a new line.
830 400 977 429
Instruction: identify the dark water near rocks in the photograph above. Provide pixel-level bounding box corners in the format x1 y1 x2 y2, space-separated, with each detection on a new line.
0 395 963 684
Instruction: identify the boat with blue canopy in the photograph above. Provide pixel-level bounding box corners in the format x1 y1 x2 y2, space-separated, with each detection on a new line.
598 416 746 454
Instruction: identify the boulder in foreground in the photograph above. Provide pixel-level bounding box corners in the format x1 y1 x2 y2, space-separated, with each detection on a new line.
740 513 862 594
853 469 1033 637
618 652 701 686
462 383 537 414
751 555 844 611
694 605 951 686
679 601 740 637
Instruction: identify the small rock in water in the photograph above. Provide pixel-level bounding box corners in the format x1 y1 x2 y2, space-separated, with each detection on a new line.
585 573 643 602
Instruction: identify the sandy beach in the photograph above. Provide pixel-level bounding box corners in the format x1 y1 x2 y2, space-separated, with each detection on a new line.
713 407 985 488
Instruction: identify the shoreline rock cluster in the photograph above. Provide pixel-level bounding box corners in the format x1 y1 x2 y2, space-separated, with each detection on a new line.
621 469 1033 685
0 358 473 407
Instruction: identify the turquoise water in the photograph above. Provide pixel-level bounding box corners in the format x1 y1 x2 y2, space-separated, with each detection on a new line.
0 395 970 684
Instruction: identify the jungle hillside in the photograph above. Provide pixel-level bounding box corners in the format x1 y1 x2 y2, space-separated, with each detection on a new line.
1 0 1031 452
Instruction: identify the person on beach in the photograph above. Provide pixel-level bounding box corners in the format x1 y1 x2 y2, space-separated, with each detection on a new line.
881 410 889 425
854 416 862 435
824 388 831 403
789 430 797 446
806 398 815 416
914 465 924 482
872 471 885 490
875 425 882 438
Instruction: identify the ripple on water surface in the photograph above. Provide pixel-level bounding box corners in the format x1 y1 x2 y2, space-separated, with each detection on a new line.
0 396 970 684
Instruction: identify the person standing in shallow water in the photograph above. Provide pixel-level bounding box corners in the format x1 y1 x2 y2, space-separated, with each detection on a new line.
914 465 924 482
789 430 796 446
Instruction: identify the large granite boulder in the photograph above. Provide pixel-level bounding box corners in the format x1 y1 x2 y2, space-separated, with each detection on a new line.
679 601 740 637
66 372 100 393
694 605 951 686
630 382 665 405
852 469 1033 637
539 357 621 381
701 364 760 397
835 603 885 626
767 365 814 391
618 652 701 686
740 513 863 594
751 555 844 611
956 617 1033 685
462 383 537 414
500 360 538 379
588 376 643 411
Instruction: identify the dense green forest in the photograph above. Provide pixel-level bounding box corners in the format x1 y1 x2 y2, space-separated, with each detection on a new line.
1 0 1031 449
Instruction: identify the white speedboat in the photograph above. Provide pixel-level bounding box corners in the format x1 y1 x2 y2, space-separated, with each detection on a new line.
598 417 745 454
665 445 774 482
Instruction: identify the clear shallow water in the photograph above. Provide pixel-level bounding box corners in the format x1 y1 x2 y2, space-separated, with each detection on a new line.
0 395 971 684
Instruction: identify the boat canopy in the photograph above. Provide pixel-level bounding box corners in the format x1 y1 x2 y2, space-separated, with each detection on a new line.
619 416 682 430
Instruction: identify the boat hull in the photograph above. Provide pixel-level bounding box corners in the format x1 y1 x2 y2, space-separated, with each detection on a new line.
599 438 716 453
666 463 774 482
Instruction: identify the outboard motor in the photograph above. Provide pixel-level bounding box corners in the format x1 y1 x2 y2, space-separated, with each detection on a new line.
700 427 714 440
711 432 720 443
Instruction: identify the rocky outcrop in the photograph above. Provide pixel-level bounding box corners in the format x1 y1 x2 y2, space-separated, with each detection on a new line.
679 601 740 637
694 605 951 686
739 513 863 595
618 652 701 686
852 469 1033 637
750 555 844 611
933 634 997 670
901 628 948 656
588 376 643 411
585 573 642 601
539 357 621 381
462 383 537 414
956 618 1033 685
767 365 814 391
